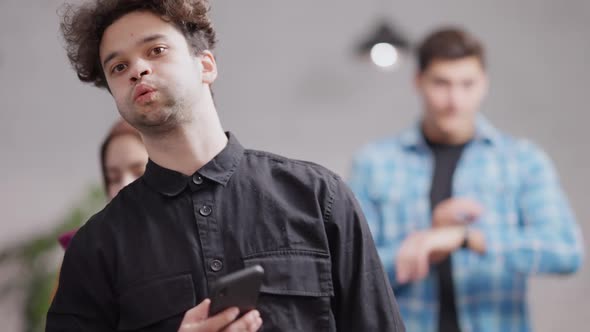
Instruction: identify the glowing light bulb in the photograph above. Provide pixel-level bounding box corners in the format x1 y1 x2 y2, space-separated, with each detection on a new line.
370 42 398 68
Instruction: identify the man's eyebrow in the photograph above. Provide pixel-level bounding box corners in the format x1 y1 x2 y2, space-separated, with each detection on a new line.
102 34 167 67
138 33 167 46
102 51 120 68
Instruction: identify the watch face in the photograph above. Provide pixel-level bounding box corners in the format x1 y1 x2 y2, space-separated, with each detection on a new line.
461 227 469 249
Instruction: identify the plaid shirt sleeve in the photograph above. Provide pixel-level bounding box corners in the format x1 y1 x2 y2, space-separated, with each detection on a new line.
349 151 406 290
474 141 584 274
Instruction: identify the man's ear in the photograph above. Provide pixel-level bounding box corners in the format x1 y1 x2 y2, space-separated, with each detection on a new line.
414 71 424 92
199 50 217 85
481 73 490 98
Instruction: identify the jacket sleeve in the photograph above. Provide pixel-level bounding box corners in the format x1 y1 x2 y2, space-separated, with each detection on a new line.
46 217 117 331
326 175 405 331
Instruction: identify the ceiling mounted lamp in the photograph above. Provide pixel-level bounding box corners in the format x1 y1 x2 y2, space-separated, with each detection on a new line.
357 20 411 70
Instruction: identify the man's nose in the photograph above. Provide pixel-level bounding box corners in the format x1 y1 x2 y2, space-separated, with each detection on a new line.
129 60 152 82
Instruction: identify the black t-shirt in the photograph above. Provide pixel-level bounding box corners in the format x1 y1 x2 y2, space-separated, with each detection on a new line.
47 133 405 332
426 137 468 332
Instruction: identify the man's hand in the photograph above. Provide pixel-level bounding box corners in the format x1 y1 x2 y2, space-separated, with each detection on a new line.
426 226 467 263
178 299 262 332
432 197 483 228
395 226 465 284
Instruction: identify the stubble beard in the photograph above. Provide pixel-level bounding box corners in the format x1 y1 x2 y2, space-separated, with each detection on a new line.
121 89 191 136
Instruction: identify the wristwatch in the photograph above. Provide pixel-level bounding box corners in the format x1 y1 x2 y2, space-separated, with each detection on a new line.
460 226 470 249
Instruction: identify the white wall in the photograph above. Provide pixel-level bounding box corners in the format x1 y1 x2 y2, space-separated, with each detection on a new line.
1 0 588 330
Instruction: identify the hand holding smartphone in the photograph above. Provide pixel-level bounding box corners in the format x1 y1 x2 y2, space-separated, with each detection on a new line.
209 265 265 316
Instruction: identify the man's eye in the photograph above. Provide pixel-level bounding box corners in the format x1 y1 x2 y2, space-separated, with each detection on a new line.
462 81 474 89
151 47 167 55
112 64 127 73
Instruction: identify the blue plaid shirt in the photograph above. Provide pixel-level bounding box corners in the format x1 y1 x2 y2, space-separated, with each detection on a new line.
349 117 584 332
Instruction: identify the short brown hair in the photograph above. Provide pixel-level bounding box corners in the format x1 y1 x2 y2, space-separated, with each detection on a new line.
417 27 485 72
60 0 217 89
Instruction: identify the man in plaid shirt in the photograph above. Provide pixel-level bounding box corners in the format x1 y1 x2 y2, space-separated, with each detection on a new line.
349 27 583 332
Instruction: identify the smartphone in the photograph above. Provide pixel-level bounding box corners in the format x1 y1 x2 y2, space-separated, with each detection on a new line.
209 264 265 316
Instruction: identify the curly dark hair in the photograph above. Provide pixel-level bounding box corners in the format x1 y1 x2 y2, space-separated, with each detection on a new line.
60 0 217 89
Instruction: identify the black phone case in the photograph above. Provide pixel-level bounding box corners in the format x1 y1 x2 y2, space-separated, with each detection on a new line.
209 264 265 316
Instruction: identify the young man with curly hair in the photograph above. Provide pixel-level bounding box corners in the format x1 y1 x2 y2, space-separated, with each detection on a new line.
46 1 406 331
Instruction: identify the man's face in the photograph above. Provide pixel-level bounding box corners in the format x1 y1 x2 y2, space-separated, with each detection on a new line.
99 11 216 132
415 56 488 136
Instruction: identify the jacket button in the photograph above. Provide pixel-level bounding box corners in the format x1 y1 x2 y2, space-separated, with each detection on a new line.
210 259 223 272
192 174 203 185
199 205 212 216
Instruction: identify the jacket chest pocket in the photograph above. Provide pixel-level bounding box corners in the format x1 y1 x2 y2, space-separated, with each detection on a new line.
117 274 195 331
243 250 335 332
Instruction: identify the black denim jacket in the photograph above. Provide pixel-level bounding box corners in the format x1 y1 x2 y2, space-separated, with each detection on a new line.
47 133 405 332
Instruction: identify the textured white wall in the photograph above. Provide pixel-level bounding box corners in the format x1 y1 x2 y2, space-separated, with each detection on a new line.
1 1 588 331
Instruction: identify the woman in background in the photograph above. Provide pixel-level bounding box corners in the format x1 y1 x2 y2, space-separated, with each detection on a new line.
58 118 148 248
51 119 148 300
